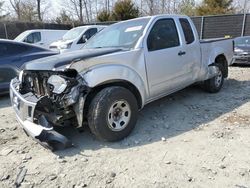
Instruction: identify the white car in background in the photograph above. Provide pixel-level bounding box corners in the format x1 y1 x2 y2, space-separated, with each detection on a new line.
49 25 106 53
14 29 68 49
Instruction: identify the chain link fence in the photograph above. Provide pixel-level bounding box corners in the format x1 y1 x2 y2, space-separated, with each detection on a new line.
191 13 250 39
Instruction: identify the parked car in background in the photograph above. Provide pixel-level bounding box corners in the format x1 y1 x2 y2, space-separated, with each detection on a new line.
0 39 58 94
49 25 106 53
10 15 233 150
14 29 68 49
232 36 250 64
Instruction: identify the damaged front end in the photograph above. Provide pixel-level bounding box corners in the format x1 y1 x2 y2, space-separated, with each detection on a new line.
10 69 89 150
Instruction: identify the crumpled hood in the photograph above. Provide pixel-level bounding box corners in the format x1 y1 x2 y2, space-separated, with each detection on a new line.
22 48 123 71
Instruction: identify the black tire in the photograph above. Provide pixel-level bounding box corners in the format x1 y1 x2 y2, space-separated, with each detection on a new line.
203 63 224 93
88 86 138 141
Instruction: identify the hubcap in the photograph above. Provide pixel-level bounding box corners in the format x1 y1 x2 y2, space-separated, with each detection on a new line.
215 70 223 87
107 100 131 131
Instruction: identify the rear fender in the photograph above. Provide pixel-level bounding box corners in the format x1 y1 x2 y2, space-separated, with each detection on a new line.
208 47 225 66
206 47 227 79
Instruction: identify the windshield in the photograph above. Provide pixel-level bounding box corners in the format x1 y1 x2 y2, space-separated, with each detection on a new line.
14 31 30 41
83 18 150 49
235 37 250 47
62 27 86 41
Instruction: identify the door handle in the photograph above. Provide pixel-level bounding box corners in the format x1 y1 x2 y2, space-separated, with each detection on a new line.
178 51 186 56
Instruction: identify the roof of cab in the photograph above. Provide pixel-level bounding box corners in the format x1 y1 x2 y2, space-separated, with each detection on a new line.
111 14 189 25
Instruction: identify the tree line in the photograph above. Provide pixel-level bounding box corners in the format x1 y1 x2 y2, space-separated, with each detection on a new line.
0 0 248 24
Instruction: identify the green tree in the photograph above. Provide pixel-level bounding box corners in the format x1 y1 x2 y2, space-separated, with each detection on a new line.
179 0 196 16
112 0 139 21
97 9 112 22
196 0 235 16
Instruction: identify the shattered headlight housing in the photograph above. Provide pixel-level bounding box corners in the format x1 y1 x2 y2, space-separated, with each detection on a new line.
47 75 67 94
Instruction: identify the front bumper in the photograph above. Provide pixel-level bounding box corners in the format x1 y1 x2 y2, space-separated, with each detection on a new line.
10 78 72 150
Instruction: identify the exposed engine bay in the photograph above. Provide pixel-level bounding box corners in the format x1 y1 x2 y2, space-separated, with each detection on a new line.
17 69 89 149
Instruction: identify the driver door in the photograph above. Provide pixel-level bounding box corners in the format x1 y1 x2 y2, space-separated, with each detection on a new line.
145 18 191 98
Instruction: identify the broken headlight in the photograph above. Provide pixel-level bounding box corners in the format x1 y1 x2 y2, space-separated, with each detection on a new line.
47 75 68 94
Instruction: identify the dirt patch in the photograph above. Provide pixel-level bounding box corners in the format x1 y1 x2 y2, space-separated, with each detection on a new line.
222 114 250 125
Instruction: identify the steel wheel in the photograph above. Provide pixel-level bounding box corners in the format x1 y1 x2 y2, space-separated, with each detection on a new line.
107 100 131 131
88 86 138 141
203 63 224 93
215 69 223 88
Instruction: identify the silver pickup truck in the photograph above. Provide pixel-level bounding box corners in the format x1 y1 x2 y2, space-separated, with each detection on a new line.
10 15 233 150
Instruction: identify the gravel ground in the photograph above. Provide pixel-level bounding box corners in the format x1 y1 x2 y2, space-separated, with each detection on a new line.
0 66 250 188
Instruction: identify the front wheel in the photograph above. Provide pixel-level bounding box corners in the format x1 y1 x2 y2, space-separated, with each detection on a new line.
203 63 224 93
88 86 138 141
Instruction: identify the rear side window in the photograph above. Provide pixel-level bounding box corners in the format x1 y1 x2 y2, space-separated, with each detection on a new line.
147 19 180 51
24 32 41 43
179 18 195 44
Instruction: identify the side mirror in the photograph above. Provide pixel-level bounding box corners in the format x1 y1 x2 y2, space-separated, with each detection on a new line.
82 35 87 43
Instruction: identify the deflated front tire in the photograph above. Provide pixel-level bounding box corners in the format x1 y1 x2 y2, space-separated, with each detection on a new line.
87 86 138 141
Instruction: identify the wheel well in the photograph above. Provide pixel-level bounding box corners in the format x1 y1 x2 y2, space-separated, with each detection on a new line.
83 81 142 117
215 54 228 78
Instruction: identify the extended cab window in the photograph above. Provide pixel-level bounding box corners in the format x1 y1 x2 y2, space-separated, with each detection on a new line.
147 19 180 51
24 32 41 43
179 18 195 44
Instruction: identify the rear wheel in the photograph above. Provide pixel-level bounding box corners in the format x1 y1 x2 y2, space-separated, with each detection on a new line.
88 86 138 141
203 63 224 93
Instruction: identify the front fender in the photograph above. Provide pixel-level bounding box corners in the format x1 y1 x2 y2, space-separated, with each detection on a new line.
80 64 148 106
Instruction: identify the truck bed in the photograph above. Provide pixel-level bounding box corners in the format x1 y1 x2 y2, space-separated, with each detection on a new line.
196 37 234 81
200 38 233 66
200 37 232 43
